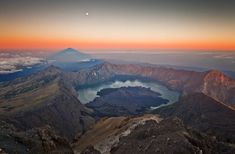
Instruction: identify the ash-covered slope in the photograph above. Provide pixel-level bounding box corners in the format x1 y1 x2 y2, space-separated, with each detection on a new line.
73 115 162 154
74 116 235 154
0 66 95 140
111 118 235 154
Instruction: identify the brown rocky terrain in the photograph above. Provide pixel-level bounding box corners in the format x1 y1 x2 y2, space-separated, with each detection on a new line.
111 118 235 154
0 120 74 154
0 66 95 141
73 115 162 154
201 70 235 109
153 93 235 143
75 116 235 154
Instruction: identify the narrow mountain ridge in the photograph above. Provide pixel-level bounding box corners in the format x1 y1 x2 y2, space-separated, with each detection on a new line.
74 116 235 154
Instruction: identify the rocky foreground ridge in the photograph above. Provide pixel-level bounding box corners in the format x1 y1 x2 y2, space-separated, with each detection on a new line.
73 115 235 154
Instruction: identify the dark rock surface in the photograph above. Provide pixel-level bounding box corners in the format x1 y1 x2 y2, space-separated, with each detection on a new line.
0 121 74 154
153 93 235 143
87 87 168 117
111 118 235 154
81 145 101 154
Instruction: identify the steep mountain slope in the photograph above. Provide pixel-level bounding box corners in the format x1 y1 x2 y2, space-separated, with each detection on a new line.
201 70 235 109
73 115 162 154
0 66 95 140
153 93 235 143
70 62 205 92
74 116 235 154
111 118 235 154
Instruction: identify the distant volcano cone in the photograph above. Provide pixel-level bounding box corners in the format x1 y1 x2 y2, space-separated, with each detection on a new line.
48 48 91 62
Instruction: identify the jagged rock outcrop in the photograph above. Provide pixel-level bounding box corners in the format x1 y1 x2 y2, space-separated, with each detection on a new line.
73 115 162 154
77 117 235 154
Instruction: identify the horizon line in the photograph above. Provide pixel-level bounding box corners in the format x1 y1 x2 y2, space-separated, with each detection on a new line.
0 47 235 52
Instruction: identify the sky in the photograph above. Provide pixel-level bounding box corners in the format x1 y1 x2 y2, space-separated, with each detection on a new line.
0 0 235 51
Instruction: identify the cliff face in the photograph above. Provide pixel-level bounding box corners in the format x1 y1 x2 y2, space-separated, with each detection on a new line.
201 70 235 109
0 66 95 141
69 62 205 93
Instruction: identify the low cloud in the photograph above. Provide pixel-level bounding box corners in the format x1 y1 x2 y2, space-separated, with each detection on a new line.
0 52 45 74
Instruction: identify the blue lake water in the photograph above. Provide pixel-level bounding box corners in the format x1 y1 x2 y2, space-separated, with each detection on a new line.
77 80 180 105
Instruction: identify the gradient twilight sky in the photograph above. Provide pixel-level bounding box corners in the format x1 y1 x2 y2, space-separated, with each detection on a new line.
0 0 235 50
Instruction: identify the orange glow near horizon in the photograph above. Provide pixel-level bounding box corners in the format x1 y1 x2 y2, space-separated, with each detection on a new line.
1 13 235 51
1 37 235 51
1 1 235 52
